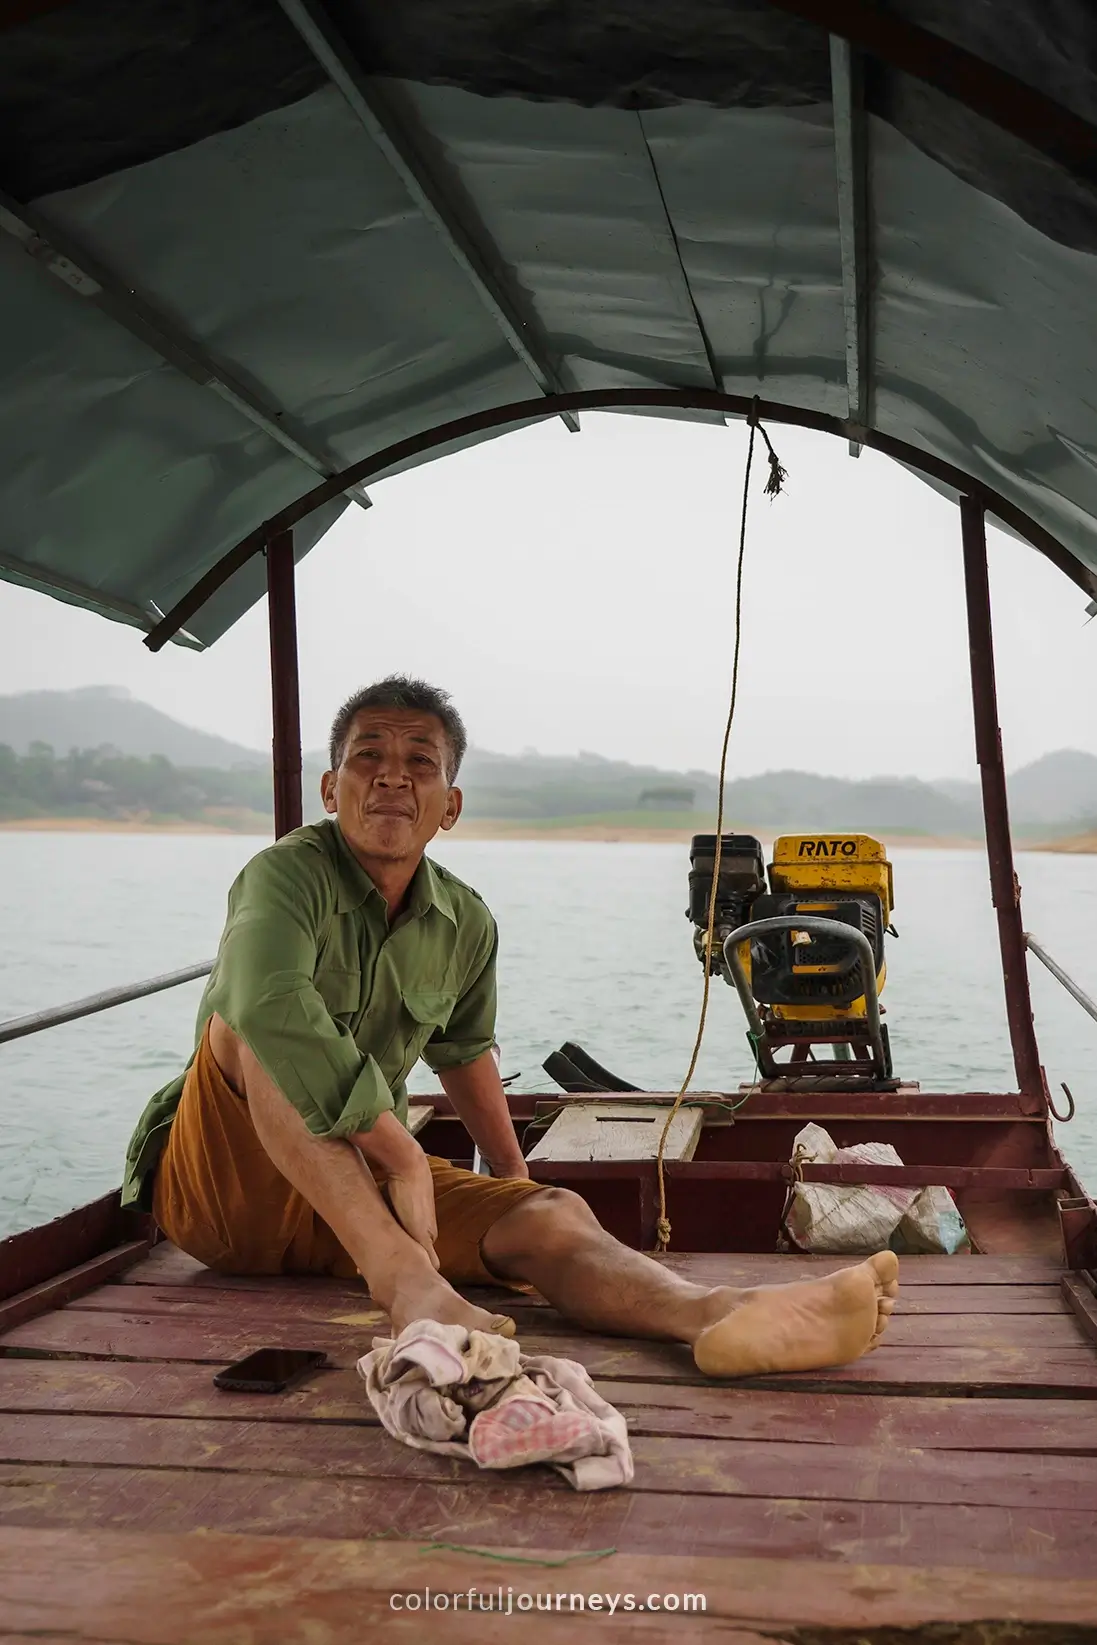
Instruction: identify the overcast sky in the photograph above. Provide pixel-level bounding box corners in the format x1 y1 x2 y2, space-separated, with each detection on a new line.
3 413 1095 781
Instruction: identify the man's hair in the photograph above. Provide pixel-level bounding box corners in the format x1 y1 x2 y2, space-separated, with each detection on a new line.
327 676 468 782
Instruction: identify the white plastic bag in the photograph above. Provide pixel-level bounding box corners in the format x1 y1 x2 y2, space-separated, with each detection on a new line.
783 1123 966 1256
784 1124 917 1255
895 1186 968 1255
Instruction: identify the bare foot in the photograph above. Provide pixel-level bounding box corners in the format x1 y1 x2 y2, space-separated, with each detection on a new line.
387 1268 516 1339
692 1251 900 1378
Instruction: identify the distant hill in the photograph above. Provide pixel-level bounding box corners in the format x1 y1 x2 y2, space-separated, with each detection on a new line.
1 686 1096 834
0 687 265 770
454 750 984 834
1001 750 1097 826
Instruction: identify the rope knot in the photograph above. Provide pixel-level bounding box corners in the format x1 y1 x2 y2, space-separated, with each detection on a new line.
655 1216 672 1253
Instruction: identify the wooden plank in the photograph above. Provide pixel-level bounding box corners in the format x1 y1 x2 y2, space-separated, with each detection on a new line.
57 1286 1092 1351
121 1240 1067 1291
1 1359 1093 1454
18 1292 1097 1357
4 1527 1097 1642
0 1192 142 1301
5 1309 1097 1392
70 1280 1073 1332
526 1104 703 1164
406 1103 433 1138
531 1159 1068 1189
0 1465 1093 1576
510 1090 1043 1120
656 1251 1066 1285
2 1411 1094 1512
0 1243 150 1334
1062 1274 1097 1349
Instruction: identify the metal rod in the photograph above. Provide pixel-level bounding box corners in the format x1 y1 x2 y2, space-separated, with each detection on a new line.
829 35 871 455
961 495 1045 1100
722 916 889 1078
143 387 1097 652
0 193 371 511
1025 933 1097 1027
266 529 304 837
0 962 213 1046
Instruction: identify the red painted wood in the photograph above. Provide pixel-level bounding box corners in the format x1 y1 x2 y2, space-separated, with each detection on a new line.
1 1411 1093 1513
9 1297 1089 1357
77 1279 1072 1325
406 1088 1044 1122
1062 1275 1097 1349
5 1526 1097 1641
120 1241 1068 1290
0 1243 149 1333
266 527 303 838
1 1359 1093 1453
961 494 1045 1105
0 1192 142 1302
4 1309 1096 1392
528 1160 1066 1189
696 1116 1053 1167
1 1464 1092 1576
655 1252 1066 1285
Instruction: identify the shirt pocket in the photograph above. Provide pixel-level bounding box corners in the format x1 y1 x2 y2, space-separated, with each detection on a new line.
314 968 362 1025
397 989 457 1075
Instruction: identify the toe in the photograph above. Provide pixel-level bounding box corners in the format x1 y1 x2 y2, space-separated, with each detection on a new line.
490 1313 517 1337
869 1250 900 1295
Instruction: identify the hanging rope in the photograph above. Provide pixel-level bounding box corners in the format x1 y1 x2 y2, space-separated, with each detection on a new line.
653 405 785 1253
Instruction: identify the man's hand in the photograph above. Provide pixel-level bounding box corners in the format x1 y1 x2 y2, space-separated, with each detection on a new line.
351 1110 439 1267
438 1051 529 1180
483 1150 530 1180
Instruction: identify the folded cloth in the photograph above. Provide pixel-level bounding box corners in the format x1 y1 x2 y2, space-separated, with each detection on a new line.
357 1318 633 1491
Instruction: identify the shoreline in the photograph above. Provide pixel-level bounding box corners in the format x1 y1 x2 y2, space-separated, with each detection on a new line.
0 815 1057 848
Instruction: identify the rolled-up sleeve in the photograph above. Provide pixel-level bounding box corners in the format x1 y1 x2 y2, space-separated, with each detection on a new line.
421 920 499 1072
205 850 394 1137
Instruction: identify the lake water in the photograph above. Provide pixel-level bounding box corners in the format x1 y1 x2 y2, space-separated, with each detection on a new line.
1 832 1095 1239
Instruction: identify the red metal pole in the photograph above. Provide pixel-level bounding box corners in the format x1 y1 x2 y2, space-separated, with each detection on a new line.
266 528 303 838
960 495 1044 1104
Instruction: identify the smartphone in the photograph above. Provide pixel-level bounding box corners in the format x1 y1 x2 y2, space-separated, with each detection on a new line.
213 1347 328 1393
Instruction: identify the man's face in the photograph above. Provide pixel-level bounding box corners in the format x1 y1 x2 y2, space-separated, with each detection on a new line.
321 707 462 863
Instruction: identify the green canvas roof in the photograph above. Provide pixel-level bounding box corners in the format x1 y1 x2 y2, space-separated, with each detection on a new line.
3 0 1097 646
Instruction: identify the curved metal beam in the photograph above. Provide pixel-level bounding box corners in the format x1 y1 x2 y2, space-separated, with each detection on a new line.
144 386 1097 651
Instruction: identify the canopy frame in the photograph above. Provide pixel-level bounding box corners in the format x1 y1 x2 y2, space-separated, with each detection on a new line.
144 386 1097 654
0 192 372 512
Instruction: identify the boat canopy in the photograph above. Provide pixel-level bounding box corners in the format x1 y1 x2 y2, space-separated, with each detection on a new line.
3 0 1096 646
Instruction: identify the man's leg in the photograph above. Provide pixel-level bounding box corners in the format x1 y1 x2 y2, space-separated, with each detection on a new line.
481 1187 899 1377
206 1016 519 1336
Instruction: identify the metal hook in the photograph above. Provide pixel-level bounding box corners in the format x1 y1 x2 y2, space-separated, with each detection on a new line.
1048 1081 1076 1124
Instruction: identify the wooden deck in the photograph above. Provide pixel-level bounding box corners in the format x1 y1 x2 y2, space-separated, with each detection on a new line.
2 1241 1097 1639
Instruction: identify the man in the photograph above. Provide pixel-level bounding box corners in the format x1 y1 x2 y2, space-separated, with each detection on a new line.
124 676 898 1377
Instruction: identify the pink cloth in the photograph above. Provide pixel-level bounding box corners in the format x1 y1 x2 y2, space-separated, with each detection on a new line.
357 1319 633 1491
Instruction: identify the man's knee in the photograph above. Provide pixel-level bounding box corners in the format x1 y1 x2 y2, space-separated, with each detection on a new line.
487 1185 601 1260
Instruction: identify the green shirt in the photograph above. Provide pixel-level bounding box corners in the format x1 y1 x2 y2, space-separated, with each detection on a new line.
122 820 497 1208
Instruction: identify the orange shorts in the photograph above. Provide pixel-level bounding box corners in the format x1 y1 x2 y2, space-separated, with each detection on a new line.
152 1026 544 1284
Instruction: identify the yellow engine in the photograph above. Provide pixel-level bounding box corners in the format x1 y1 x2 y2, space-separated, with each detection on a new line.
687 831 896 1083
759 834 893 1024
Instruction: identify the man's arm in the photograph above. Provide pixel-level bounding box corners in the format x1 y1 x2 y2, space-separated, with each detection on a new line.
206 847 395 1139
439 1051 529 1179
420 914 527 1178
